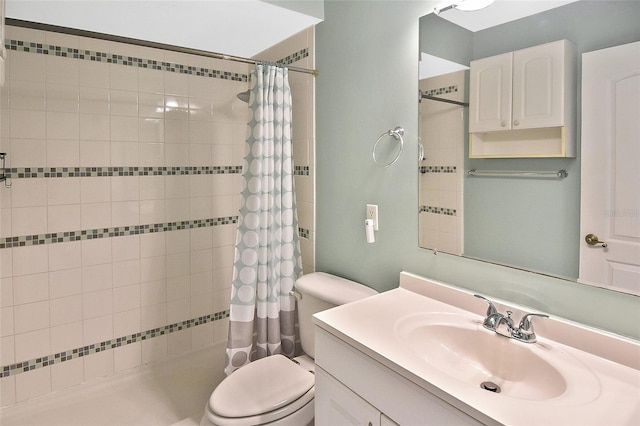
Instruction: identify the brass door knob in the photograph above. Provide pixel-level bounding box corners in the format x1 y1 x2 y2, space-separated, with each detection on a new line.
585 233 608 248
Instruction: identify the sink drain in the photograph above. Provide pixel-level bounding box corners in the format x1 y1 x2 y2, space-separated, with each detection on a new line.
480 381 501 393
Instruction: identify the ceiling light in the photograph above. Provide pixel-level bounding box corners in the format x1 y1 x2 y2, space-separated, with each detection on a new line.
433 0 495 15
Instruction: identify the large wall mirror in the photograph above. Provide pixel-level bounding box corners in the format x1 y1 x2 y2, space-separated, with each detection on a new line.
418 1 639 291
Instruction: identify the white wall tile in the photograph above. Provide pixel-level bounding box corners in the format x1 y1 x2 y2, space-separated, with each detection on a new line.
113 308 140 336
81 264 113 293
1 335 15 365
113 285 140 314
80 177 111 204
14 328 50 362
50 295 83 327
10 138 47 168
83 350 114 381
46 112 80 140
14 301 50 334
79 114 110 141
114 341 141 372
83 290 113 319
80 140 111 167
49 268 82 299
110 90 138 116
79 61 110 89
111 201 140 227
51 357 83 391
111 235 140 262
83 314 113 345
48 204 81 233
81 238 112 266
12 273 49 305
46 84 79 113
79 87 110 114
167 328 191 357
15 366 51 402
12 245 48 277
112 259 140 288
50 321 83 353
11 178 47 208
141 280 166 308
10 80 46 111
110 116 138 142
47 139 79 167
140 256 166 283
0 278 13 308
141 334 167 364
81 202 112 229
0 307 14 337
110 64 138 92
140 232 165 258
167 276 190 303
110 141 139 166
46 56 79 86
47 177 81 206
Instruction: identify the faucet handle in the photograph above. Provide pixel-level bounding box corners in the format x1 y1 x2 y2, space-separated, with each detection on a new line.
474 294 498 316
516 313 549 343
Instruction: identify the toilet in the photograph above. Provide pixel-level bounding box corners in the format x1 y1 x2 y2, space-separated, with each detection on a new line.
200 272 378 426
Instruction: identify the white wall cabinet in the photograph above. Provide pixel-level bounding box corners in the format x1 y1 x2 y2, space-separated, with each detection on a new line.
469 40 576 157
314 328 485 426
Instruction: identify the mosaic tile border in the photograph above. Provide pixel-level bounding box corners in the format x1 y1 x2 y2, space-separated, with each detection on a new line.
0 217 237 249
1 310 230 378
294 165 310 176
277 48 309 66
420 206 457 216
6 39 248 82
3 166 243 179
422 85 459 97
6 36 308 83
1 219 311 249
420 166 457 174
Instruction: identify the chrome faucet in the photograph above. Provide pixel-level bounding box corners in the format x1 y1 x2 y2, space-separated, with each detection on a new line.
474 294 549 343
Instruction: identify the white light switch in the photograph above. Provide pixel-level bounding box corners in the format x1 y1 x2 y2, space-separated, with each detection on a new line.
366 204 379 231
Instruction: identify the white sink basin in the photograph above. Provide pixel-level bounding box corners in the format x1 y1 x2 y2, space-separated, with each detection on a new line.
395 313 598 402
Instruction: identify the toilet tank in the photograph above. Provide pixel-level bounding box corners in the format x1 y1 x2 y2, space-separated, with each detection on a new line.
294 272 378 358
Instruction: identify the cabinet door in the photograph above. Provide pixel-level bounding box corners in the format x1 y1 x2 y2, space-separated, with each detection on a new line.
315 367 381 426
469 52 513 132
512 41 566 129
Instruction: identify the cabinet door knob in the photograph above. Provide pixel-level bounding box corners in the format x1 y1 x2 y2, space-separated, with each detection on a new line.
513 119 520 126
501 120 507 127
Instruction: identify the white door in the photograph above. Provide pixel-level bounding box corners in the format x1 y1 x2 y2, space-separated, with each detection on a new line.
579 41 640 295
512 40 567 129
469 52 513 132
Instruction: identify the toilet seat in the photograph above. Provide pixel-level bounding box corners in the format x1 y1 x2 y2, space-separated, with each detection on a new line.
205 355 315 425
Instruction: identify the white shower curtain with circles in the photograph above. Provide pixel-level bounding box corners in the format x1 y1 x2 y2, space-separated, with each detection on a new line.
224 64 303 376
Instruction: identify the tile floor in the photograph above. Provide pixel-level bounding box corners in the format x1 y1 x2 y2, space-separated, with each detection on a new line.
1 343 226 426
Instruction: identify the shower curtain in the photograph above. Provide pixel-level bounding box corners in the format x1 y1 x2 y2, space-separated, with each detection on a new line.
224 64 303 376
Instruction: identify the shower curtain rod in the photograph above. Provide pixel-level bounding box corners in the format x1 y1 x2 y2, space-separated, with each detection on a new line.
6 18 319 76
419 91 469 107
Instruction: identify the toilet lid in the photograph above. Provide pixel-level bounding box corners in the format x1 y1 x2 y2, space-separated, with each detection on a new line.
209 355 315 418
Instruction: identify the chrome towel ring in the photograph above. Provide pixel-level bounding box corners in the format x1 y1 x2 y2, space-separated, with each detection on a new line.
373 126 404 167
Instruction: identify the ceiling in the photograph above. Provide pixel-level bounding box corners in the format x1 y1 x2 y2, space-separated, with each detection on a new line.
5 0 322 58
6 0 580 62
437 0 580 32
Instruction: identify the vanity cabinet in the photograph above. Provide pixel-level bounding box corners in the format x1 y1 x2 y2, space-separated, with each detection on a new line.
316 367 399 426
314 327 484 426
469 39 576 158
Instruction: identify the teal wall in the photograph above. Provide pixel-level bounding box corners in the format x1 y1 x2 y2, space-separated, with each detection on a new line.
315 1 639 340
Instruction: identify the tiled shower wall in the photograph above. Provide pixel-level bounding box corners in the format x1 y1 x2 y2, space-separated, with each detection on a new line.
0 25 315 406
418 71 465 255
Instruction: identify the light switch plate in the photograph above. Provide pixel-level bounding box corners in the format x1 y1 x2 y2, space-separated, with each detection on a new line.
366 204 379 230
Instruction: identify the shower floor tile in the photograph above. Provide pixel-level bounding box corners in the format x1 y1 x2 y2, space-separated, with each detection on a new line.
1 343 226 426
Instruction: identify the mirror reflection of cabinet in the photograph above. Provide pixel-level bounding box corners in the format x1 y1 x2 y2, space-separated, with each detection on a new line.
469 40 576 158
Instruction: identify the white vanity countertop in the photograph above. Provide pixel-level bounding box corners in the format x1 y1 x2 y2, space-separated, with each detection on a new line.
313 272 640 426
